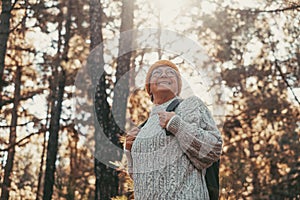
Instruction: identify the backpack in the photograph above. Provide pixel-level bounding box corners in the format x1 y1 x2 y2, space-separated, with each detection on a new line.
139 98 220 200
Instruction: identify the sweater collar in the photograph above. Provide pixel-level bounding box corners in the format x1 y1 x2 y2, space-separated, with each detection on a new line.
151 96 178 114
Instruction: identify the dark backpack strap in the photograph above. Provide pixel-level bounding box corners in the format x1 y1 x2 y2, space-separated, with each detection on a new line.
138 98 183 134
165 98 183 136
166 98 183 112
205 159 220 200
138 120 147 129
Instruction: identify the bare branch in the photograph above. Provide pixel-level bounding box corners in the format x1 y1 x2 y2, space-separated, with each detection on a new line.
252 5 300 13
11 0 19 10
0 121 33 128
274 60 300 106
0 118 45 128
208 0 300 14
0 128 46 152
0 88 46 108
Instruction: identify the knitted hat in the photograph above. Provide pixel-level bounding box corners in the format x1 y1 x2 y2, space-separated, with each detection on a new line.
145 60 182 96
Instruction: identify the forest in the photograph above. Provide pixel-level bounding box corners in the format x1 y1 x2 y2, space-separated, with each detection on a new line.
0 0 300 199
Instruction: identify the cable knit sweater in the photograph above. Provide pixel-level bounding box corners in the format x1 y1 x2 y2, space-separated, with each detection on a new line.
125 96 223 200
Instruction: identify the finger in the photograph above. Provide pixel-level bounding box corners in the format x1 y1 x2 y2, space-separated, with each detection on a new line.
126 135 136 141
128 130 137 136
125 143 133 150
157 111 166 116
131 130 139 136
159 121 166 128
158 113 165 119
159 115 165 122
159 117 165 126
126 136 134 143
128 128 139 136
129 127 139 133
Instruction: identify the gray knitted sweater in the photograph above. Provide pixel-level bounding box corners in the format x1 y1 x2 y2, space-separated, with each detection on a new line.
125 96 223 200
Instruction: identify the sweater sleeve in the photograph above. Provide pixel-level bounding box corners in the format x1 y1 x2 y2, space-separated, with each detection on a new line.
167 96 223 170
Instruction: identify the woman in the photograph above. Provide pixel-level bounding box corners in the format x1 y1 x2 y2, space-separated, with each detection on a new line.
125 60 223 199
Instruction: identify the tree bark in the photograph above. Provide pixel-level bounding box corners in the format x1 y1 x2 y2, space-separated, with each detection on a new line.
90 0 134 199
0 0 12 108
90 0 133 199
42 0 71 197
42 69 66 200
0 66 21 200
89 1 114 199
66 134 79 200
36 101 51 200
113 0 134 131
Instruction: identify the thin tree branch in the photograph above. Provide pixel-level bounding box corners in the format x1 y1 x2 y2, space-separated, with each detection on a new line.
208 0 300 14
274 60 300 106
253 5 300 13
0 120 36 128
0 128 46 151
0 88 46 107
11 0 19 10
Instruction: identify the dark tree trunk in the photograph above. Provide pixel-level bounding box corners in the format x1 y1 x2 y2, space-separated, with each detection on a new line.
42 0 71 197
0 0 12 108
42 69 66 200
0 66 21 200
90 0 134 199
66 134 79 200
89 0 116 199
113 0 134 131
36 102 51 200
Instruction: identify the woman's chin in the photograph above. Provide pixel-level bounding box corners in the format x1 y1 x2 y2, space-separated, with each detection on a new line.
156 88 176 96
156 86 172 92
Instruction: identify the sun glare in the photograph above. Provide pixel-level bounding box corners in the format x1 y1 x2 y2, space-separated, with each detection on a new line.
152 0 188 24
201 1 217 14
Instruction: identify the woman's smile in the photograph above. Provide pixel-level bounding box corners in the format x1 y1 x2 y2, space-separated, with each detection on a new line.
157 80 172 85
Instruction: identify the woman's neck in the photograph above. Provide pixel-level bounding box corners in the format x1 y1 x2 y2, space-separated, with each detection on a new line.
153 93 176 105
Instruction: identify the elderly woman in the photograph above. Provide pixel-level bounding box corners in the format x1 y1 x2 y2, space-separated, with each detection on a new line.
125 60 223 199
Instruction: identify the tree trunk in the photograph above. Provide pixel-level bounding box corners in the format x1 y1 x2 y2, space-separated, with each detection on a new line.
36 102 51 200
0 0 12 108
90 0 134 199
66 136 76 200
42 69 66 200
0 66 21 200
113 0 134 131
89 1 115 199
42 0 71 197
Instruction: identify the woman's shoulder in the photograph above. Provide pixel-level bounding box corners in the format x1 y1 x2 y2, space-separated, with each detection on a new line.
177 95 207 112
181 95 203 103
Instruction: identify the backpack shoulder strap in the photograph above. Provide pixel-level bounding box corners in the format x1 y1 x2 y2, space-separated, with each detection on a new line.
205 159 220 200
138 120 147 129
166 98 183 112
165 98 183 135
138 98 183 131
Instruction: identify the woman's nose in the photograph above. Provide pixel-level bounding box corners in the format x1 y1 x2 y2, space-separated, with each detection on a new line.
160 71 168 77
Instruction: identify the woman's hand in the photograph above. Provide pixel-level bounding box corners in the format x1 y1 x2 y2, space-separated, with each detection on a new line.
157 111 176 128
125 127 140 151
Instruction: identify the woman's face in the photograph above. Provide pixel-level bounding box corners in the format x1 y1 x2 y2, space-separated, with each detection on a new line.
149 66 179 96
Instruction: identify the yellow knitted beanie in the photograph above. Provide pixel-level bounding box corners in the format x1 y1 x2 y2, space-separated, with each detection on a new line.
145 60 182 96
